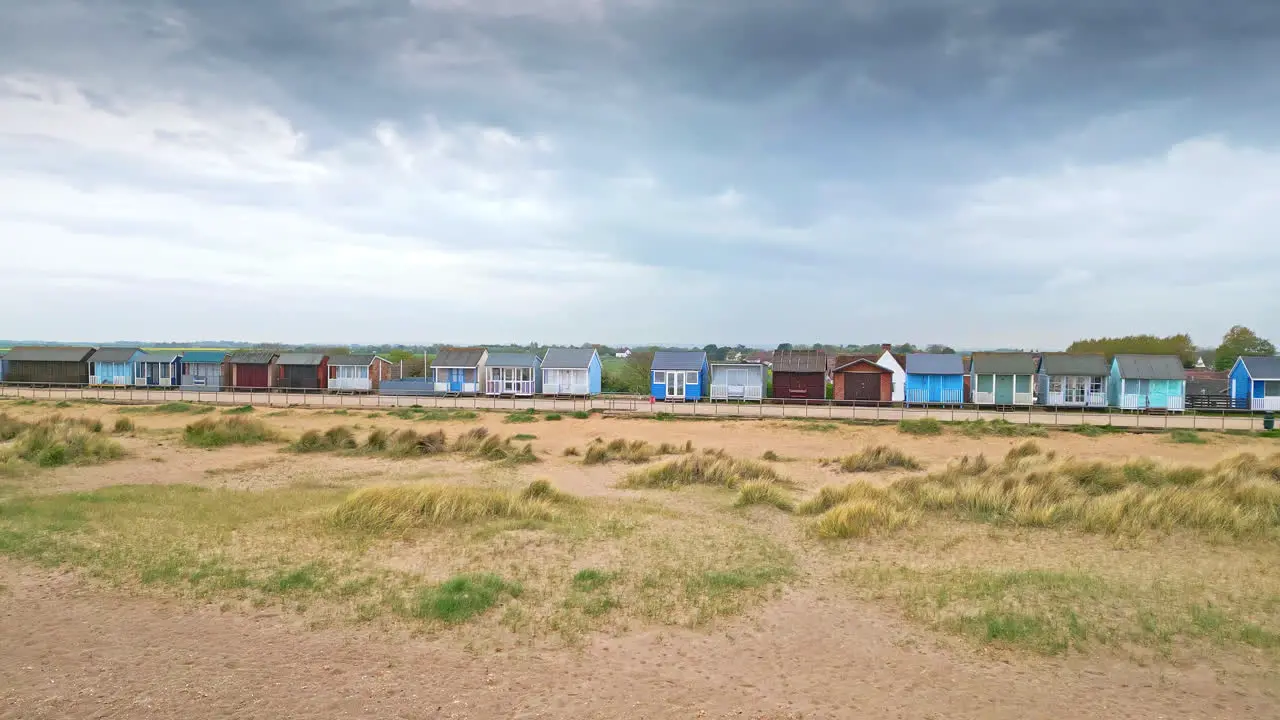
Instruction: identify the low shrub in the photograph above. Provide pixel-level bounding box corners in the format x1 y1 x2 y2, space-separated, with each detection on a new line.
504 410 538 424
571 411 590 419
762 450 780 461
364 428 389 452
1005 441 1042 461
112 417 135 434
562 446 580 457
289 426 357 453
388 429 448 457
898 418 942 436
544 413 563 421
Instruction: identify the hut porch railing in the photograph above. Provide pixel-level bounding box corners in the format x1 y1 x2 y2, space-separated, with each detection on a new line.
905 388 964 404
487 380 535 396
1253 397 1280 411
1045 391 1108 407
710 384 763 401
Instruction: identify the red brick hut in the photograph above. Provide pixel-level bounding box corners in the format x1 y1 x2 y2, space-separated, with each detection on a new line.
770 350 828 400
832 354 894 403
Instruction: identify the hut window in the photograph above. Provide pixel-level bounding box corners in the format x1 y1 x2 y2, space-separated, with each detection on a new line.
1264 381 1280 397
975 375 993 393
1089 377 1104 393
1015 375 1031 393
160 363 170 379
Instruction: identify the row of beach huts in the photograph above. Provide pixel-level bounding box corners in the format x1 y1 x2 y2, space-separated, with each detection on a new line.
1 345 1278 411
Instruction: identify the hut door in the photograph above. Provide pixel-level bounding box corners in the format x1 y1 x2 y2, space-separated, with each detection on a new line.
995 375 1014 404
665 372 685 398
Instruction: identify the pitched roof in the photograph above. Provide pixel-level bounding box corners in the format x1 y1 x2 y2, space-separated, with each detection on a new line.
88 347 143 363
905 353 965 375
833 354 890 373
1239 356 1280 380
1113 354 1186 380
970 352 1038 375
432 348 486 368
136 351 180 363
326 354 380 367
541 347 597 369
772 350 827 373
652 351 707 371
486 352 541 368
1038 353 1109 377
181 351 227 364
3 346 95 362
228 351 277 365
276 353 327 366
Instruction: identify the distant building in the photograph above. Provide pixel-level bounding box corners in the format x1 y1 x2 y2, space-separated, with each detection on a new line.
615 348 632 359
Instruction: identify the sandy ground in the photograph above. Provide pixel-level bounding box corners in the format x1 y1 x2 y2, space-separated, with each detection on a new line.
2 402 1279 719
3 559 1275 720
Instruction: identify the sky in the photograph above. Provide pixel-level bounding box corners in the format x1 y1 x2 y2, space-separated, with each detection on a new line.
2 0 1279 349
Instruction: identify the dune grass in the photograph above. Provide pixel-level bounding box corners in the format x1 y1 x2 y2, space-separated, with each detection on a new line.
582 438 693 465
182 417 281 448
1169 429 1207 444
0 415 125 469
620 451 787 490
112 417 135 434
290 426 358 453
897 418 942 436
330 481 574 532
119 402 214 415
504 410 538 424
734 481 795 511
831 445 923 473
223 405 255 415
802 451 1280 541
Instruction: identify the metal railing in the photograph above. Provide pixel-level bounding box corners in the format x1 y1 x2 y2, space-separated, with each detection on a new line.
0 382 1271 431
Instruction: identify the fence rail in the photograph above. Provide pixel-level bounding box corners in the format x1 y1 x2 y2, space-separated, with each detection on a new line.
1 383 1272 431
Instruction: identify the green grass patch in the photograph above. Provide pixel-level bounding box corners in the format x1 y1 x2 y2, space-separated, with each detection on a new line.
1169 429 1207 444
222 405 255 415
504 410 538 424
570 411 591 419
544 413 563 421
290 426 358 453
405 573 522 623
385 408 479 422
953 419 1047 438
512 433 537 441
1067 424 1126 437
898 418 942 436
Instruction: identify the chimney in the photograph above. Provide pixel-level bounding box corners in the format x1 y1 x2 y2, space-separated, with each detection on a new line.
881 343 892 353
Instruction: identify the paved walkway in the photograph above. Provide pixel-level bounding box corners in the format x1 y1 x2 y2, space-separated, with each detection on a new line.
1 385 1267 432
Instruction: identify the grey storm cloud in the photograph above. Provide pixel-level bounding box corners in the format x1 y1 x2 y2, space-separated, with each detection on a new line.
0 0 1278 346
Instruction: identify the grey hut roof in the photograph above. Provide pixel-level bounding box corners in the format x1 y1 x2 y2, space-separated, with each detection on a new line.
327 354 380 367
772 350 827 373
276 353 327 366
432 348 486 368
1239 356 1280 380
486 352 540 368
229 351 277 365
1038 353 1109 377
905 353 965 375
136 351 180 363
970 352 1038 375
652 351 707 371
3 346 95 362
1113 354 1186 380
88 347 142 363
541 348 597 369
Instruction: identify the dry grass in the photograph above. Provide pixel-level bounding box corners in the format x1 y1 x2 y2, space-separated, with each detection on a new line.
290 426 358 453
831 445 923 473
812 500 920 539
619 451 786 490
582 437 693 465
897 418 941 436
